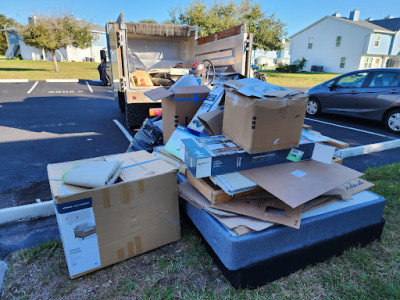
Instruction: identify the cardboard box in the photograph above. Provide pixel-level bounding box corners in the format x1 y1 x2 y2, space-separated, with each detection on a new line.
47 151 180 278
187 84 225 133
145 85 210 142
181 134 315 178
184 167 262 204
198 109 224 136
222 89 308 153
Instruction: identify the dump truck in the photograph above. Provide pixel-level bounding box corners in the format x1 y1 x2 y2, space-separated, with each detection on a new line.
105 13 253 129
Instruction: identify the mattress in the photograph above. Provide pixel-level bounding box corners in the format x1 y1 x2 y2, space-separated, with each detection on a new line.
181 190 385 271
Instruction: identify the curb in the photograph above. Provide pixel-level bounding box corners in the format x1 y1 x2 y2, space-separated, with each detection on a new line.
0 79 29 83
45 79 79 83
0 261 7 293
0 201 55 225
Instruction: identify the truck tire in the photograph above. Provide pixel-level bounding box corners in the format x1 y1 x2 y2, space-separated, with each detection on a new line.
126 102 161 130
118 91 126 113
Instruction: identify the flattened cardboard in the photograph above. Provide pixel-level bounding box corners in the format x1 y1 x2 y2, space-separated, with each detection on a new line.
211 192 303 229
178 181 237 217
48 151 180 278
198 109 223 135
323 178 374 200
240 160 363 208
170 85 211 99
144 87 173 101
178 181 274 233
222 90 308 153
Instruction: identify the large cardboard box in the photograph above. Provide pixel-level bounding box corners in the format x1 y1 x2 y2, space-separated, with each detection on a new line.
47 151 180 278
222 90 308 153
145 85 210 143
181 134 315 178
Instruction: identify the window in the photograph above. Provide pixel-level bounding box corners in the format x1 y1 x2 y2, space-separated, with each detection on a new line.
386 58 395 67
364 57 373 68
308 38 313 49
92 32 100 42
374 34 381 47
368 72 400 87
340 57 346 68
336 36 342 47
337 72 368 88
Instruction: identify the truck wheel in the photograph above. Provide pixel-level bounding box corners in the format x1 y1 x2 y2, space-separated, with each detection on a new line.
118 91 126 114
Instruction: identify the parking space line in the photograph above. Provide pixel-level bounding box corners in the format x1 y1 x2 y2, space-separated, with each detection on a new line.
305 117 396 140
85 81 93 93
27 81 39 94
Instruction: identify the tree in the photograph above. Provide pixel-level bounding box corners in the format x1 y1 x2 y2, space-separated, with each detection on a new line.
0 14 19 55
20 15 93 72
168 0 286 51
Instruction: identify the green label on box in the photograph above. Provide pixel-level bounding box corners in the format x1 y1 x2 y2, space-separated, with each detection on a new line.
287 148 304 162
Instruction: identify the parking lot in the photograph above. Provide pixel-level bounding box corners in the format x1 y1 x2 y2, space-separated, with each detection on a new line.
0 81 127 209
0 81 399 258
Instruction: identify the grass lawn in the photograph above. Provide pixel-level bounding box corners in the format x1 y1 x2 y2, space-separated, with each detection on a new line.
260 70 341 88
0 60 99 81
2 163 399 299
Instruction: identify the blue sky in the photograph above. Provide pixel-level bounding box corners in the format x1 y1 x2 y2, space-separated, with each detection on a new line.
3 0 400 37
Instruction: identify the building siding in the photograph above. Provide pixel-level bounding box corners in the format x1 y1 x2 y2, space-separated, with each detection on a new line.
290 17 371 73
366 33 393 54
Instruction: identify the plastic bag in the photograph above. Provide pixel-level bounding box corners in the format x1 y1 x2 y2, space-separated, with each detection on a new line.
128 116 164 152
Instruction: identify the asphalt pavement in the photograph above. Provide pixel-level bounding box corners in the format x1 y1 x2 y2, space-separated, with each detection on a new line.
0 81 127 209
0 82 399 259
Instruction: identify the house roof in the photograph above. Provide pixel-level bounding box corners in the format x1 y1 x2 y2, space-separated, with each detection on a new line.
338 17 395 33
369 18 400 31
290 15 396 38
73 19 105 33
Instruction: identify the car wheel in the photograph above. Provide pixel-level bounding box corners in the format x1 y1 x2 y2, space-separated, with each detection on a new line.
306 98 320 116
384 109 400 133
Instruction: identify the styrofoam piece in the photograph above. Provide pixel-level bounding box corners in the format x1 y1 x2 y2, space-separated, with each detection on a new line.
0 201 55 225
335 139 400 158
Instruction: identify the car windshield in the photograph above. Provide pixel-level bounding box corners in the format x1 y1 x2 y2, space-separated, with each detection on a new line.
336 72 368 88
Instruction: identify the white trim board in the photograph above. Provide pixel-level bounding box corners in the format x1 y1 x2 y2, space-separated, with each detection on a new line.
335 139 400 158
0 201 54 225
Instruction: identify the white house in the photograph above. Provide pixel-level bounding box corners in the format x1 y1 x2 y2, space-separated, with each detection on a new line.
290 10 400 73
3 18 107 63
275 41 290 66
252 40 291 67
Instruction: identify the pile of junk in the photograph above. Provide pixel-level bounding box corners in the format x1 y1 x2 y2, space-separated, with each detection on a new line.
47 73 385 288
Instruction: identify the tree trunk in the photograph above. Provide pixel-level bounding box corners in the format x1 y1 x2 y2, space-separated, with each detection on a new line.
52 52 59 72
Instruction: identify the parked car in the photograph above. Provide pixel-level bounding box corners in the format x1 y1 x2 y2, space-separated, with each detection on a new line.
305 68 400 133
251 64 260 70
